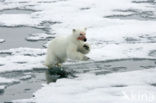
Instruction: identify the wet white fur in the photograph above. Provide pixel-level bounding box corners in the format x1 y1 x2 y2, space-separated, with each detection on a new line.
45 28 90 68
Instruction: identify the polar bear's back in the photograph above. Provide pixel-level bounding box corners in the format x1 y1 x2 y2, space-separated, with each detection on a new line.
47 36 69 58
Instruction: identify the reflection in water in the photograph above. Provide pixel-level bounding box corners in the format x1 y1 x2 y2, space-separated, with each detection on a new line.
46 70 57 83
45 67 75 84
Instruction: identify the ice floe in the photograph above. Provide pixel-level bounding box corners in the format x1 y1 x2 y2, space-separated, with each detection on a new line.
0 39 5 43
15 68 156 103
0 77 20 85
0 48 46 72
26 33 54 41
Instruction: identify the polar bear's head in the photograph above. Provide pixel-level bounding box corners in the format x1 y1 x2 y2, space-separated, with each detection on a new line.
72 28 87 42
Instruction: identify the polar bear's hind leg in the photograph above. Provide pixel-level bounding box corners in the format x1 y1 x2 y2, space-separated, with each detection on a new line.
45 54 58 69
55 57 66 67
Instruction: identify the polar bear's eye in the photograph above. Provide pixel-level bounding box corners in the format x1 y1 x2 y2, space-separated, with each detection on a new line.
80 33 83 36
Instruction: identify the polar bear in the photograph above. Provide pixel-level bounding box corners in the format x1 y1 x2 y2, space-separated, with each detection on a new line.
45 28 90 69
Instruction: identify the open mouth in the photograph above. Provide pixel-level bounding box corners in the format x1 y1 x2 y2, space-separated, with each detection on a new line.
77 35 87 42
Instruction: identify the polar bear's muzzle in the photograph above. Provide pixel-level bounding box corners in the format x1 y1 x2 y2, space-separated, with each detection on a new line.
77 33 87 42
77 35 87 42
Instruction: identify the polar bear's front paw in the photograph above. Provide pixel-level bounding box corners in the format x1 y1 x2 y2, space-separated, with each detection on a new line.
78 43 90 55
83 44 90 50
83 56 90 61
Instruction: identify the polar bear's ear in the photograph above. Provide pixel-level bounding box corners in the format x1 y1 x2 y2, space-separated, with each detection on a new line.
73 29 76 32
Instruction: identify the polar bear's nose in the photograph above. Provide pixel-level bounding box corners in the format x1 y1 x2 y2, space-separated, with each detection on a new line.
84 38 87 42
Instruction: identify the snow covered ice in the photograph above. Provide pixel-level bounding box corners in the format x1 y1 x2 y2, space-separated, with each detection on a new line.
33 69 156 103
0 39 5 43
0 0 156 102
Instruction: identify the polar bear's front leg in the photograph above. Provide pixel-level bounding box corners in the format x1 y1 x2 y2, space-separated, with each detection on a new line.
67 44 89 61
78 43 90 55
